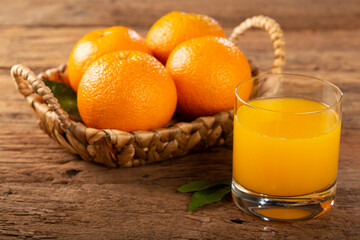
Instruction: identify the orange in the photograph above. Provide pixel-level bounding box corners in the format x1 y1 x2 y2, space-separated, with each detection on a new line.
68 26 151 92
146 11 226 64
77 51 177 132
166 36 252 118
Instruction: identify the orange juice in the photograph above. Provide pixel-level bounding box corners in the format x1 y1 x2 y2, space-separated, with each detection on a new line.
233 97 341 196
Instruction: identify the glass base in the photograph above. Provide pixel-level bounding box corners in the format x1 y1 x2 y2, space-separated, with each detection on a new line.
232 180 336 222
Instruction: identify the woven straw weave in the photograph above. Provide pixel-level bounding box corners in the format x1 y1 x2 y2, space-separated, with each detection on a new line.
11 15 285 167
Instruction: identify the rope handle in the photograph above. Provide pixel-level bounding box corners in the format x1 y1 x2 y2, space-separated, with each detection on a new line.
10 15 285 131
10 64 72 130
229 15 285 73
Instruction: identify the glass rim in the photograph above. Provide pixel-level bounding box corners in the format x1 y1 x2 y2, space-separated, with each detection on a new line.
235 73 344 115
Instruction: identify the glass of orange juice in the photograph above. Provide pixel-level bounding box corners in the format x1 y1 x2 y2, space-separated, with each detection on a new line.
232 73 343 221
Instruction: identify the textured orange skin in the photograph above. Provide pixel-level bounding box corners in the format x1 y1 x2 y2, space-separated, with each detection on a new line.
166 36 252 118
145 11 226 64
68 26 151 92
77 51 177 132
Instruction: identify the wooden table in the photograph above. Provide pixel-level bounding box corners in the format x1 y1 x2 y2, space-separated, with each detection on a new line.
1 1 359 239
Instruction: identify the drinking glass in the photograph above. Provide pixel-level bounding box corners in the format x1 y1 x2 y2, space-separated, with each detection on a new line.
232 73 343 221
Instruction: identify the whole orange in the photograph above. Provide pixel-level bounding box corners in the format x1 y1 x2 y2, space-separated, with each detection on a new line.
68 26 151 92
77 51 177 132
166 36 252 118
145 11 226 64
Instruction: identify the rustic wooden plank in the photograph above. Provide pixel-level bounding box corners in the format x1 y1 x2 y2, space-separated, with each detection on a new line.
1 23 360 239
1 26 360 71
0 0 359 30
0 176 358 239
0 137 359 239
0 123 359 239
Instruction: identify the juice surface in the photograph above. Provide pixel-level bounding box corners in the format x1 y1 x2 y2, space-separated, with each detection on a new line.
233 97 341 196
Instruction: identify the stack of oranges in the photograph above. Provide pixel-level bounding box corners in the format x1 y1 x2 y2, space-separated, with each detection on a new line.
66 11 252 132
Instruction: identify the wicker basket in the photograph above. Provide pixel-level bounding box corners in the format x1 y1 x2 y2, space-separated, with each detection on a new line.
11 15 285 167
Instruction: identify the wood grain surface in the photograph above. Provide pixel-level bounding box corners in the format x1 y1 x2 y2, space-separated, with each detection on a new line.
0 0 360 239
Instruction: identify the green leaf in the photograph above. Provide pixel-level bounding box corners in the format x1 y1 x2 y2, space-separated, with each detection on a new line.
43 80 80 118
177 179 232 211
188 185 231 211
177 179 231 193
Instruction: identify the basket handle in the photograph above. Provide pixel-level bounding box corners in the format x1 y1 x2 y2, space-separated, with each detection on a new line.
10 64 72 130
229 15 285 73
